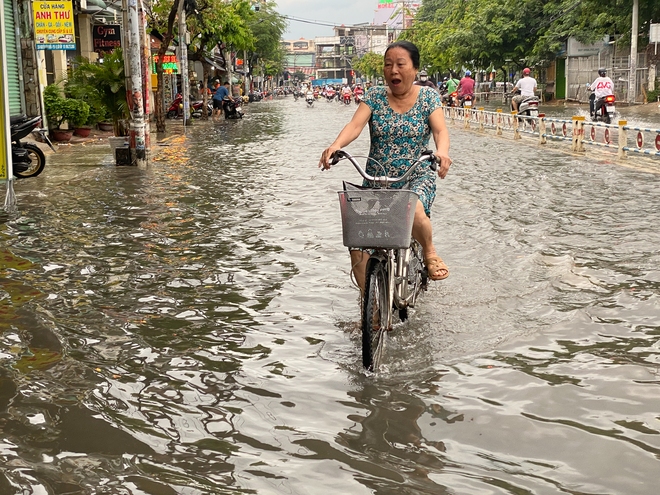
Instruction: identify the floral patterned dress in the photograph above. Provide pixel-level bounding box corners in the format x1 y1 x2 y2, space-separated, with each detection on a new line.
361 85 443 216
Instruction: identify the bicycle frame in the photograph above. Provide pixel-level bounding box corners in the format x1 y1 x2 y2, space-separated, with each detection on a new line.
373 244 425 331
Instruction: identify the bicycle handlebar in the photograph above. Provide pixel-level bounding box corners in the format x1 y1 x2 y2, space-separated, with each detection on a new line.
330 149 438 186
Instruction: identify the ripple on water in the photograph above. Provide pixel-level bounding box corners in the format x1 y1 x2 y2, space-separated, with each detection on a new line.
1 99 660 493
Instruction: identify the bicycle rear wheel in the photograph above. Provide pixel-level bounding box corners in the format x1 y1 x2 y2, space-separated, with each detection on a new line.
362 259 389 371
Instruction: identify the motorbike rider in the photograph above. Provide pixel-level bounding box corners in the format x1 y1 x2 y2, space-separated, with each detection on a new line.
589 68 614 118
438 76 449 94
457 70 475 106
341 84 353 102
511 67 537 112
444 73 460 105
212 81 229 122
353 84 364 102
414 70 436 89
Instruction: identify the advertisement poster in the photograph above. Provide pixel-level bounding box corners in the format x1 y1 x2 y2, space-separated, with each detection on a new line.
33 1 76 50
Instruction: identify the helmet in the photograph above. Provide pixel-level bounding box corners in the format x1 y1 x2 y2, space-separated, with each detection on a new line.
465 70 471 76
598 68 606 77
523 67 531 75
443 76 448 81
419 70 428 76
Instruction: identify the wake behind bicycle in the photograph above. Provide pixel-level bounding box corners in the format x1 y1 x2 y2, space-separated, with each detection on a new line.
329 149 438 371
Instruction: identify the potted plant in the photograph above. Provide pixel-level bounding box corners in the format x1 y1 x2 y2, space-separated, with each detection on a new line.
65 99 91 137
66 49 128 137
43 84 90 141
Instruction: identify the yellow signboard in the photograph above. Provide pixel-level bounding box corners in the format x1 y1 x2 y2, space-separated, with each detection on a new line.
33 0 76 50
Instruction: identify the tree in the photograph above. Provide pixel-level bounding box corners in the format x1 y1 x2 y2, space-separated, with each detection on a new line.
407 0 660 76
246 2 287 88
147 0 182 132
353 52 384 80
186 0 255 118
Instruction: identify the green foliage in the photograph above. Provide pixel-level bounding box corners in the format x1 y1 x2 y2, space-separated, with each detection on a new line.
408 0 660 73
647 85 659 103
353 52 384 79
43 84 90 129
66 48 128 136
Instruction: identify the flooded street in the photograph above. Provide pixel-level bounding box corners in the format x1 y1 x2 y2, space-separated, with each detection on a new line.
2 97 660 494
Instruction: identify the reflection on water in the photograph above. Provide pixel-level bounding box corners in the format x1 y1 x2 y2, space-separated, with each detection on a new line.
1 98 660 493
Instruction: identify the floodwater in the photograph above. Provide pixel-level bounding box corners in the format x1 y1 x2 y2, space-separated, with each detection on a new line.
2 96 660 494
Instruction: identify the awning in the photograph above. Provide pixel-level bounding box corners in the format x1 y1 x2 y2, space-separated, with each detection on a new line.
79 0 107 13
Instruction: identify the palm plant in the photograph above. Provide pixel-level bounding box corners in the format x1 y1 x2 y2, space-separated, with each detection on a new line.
66 48 128 136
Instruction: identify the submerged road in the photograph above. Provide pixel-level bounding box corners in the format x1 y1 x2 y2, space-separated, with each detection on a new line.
1 97 660 494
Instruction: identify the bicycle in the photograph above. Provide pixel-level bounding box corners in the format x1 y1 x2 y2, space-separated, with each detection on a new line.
330 149 438 371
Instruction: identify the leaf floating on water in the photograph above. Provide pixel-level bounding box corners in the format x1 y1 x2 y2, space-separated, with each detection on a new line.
0 248 34 271
13 348 62 373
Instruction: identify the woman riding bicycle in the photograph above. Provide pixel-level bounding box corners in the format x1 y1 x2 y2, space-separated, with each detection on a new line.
319 40 452 290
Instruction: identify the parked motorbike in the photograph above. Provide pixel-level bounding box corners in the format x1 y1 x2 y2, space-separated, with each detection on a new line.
590 92 616 124
191 100 213 118
11 115 53 179
167 94 211 119
223 96 244 119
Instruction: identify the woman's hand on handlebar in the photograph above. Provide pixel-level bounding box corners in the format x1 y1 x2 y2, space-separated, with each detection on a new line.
434 151 452 179
319 145 340 170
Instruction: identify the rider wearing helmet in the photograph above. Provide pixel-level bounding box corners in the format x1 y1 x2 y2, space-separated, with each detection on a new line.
511 67 537 112
414 69 437 89
589 68 614 117
457 69 475 106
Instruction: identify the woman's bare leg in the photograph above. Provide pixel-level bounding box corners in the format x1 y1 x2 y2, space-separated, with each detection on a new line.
350 250 370 292
411 201 448 280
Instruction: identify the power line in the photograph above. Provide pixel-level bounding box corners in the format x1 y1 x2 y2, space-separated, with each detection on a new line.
282 14 372 30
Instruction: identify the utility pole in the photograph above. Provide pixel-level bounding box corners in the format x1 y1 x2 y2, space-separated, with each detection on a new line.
629 0 639 103
244 49 249 95
140 0 152 125
124 0 148 166
178 0 190 126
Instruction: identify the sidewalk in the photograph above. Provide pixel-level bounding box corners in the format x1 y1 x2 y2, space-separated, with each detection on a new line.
25 121 188 166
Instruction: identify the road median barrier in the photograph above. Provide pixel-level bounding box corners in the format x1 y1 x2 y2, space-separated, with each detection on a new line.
442 106 660 162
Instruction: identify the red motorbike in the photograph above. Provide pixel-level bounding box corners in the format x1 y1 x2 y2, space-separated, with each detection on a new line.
342 93 351 105
167 94 211 119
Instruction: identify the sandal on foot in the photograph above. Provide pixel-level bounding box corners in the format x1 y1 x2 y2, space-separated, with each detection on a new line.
425 256 449 281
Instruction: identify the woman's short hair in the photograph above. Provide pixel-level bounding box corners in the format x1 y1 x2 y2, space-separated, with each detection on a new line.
384 41 420 69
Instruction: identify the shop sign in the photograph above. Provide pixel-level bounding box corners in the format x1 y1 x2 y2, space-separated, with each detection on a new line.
33 1 76 50
93 24 121 53
152 53 179 74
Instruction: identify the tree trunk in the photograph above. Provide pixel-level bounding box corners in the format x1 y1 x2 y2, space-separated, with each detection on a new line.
201 61 211 121
155 0 182 133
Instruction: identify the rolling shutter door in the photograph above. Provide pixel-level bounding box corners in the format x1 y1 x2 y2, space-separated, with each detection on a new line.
3 0 23 116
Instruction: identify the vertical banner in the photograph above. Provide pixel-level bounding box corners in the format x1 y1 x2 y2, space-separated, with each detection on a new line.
0 1 14 182
33 0 76 50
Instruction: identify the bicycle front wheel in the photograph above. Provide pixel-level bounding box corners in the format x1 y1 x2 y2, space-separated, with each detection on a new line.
362 259 389 371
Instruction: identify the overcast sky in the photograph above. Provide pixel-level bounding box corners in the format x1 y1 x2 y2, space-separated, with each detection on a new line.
275 0 379 40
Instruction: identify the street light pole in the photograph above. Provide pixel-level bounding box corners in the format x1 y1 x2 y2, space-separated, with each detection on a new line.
628 0 638 103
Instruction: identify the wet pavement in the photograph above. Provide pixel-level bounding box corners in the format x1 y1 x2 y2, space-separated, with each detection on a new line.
2 98 660 494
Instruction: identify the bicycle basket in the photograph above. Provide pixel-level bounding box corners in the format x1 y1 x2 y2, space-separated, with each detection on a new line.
338 182 419 249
